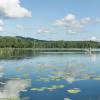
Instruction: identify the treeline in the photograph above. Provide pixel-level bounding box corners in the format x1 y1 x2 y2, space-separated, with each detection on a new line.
0 36 100 48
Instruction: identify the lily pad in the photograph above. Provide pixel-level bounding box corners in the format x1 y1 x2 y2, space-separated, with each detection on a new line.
67 88 80 94
31 84 65 92
64 98 71 100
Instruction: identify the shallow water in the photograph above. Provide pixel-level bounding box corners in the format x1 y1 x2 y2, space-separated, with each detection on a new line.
0 49 100 100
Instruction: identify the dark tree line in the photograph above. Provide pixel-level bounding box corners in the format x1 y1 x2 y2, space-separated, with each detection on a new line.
0 36 100 48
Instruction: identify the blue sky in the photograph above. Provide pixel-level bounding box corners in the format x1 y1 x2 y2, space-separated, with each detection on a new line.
0 0 100 40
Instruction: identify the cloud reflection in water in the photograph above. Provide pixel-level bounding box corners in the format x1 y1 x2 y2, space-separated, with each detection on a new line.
0 78 31 99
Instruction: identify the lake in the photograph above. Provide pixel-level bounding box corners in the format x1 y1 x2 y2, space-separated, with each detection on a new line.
0 49 100 100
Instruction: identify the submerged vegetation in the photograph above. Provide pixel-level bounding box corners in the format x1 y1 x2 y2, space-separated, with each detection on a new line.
0 36 100 48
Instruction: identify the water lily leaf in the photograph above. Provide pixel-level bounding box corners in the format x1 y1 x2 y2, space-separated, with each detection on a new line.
67 88 80 94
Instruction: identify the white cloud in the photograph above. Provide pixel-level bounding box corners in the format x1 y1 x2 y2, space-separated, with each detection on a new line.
90 36 97 41
67 30 77 34
54 14 92 33
16 25 32 30
0 26 4 32
80 17 91 25
55 20 65 26
0 20 4 32
37 27 54 34
55 14 82 29
0 20 4 25
0 0 32 18
95 18 100 23
64 14 75 21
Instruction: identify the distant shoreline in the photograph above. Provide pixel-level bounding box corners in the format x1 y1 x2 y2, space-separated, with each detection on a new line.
0 48 100 52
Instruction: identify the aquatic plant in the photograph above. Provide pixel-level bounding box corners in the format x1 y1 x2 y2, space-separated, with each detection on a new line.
67 88 80 94
93 76 100 80
0 97 20 100
64 98 71 100
31 84 65 92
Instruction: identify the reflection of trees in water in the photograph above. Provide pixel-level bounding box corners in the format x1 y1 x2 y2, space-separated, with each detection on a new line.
87 51 100 62
89 52 97 62
0 49 99 61
0 49 41 60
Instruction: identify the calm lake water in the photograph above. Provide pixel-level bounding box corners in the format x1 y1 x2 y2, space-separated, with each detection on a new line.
0 49 100 100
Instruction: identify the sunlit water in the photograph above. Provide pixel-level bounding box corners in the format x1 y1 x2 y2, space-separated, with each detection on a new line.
0 49 100 100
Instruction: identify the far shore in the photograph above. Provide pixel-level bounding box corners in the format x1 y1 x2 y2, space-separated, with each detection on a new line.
0 48 100 52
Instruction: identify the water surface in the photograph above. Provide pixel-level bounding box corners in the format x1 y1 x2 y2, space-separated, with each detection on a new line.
0 49 100 100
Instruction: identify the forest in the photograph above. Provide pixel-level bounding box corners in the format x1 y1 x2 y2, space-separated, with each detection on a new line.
0 36 100 48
